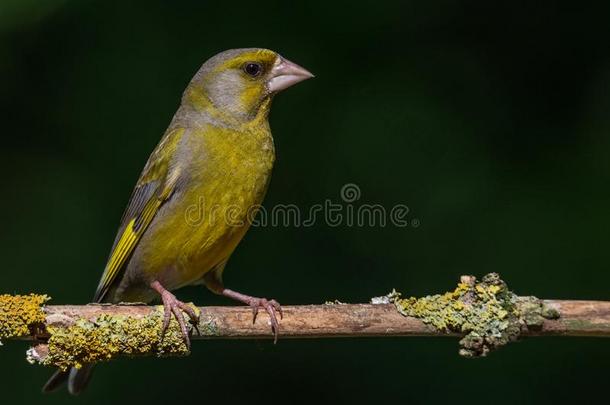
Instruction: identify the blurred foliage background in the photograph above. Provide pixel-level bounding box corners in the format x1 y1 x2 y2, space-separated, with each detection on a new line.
1 1 609 404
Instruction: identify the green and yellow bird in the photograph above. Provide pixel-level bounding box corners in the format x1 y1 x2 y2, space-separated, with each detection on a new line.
43 48 313 395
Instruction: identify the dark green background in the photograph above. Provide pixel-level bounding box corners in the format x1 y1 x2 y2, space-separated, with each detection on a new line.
2 1 609 403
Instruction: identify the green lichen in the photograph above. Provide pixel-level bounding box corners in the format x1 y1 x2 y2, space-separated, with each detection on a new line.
0 294 49 341
194 313 221 337
41 305 216 370
388 273 560 357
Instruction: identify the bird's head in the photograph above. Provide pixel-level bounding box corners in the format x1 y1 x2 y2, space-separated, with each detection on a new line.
184 48 313 122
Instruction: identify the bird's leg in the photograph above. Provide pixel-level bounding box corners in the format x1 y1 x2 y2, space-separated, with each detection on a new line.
150 280 199 349
202 272 282 342
221 288 283 343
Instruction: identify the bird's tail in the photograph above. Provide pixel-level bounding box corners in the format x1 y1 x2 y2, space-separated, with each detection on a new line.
42 364 95 395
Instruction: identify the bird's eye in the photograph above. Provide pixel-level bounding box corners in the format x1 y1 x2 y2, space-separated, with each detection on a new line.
243 62 263 77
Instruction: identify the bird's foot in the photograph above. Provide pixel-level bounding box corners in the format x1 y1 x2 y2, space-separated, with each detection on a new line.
150 280 199 350
222 289 283 343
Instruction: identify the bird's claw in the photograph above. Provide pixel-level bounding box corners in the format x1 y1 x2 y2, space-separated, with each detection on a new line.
249 297 282 343
158 290 199 350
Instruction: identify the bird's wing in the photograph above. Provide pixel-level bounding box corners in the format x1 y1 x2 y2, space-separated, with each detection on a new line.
93 128 186 302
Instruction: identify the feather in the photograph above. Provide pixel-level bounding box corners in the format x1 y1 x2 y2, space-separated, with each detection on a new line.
92 128 185 302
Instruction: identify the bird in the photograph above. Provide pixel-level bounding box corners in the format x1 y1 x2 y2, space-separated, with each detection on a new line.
43 48 313 395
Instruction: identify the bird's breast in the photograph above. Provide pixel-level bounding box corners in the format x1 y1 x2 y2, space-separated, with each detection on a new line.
129 122 275 290
173 124 275 282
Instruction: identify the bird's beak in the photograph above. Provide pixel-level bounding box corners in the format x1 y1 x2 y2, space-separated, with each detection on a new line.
268 56 314 93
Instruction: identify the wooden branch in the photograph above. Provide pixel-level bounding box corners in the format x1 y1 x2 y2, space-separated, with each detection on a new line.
33 300 610 340
2 273 609 369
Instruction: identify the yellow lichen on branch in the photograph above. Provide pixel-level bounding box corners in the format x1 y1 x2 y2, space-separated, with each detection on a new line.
35 307 199 370
387 273 560 357
0 294 49 341
0 293 204 370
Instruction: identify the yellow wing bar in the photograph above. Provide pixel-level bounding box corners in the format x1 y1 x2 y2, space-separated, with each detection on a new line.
93 197 162 302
